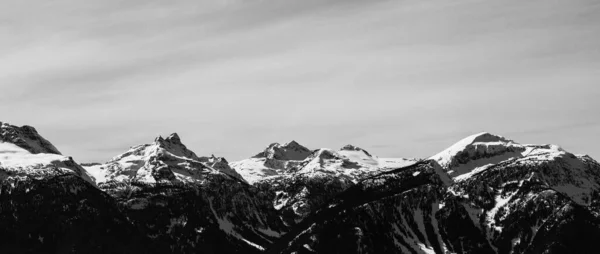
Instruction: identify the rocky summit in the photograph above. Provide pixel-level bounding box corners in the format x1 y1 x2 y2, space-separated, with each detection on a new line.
1 121 600 254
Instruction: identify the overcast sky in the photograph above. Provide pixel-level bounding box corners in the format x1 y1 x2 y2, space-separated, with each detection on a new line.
1 0 599 162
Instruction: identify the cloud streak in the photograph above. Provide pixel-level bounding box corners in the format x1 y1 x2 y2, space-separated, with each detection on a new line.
1 0 600 161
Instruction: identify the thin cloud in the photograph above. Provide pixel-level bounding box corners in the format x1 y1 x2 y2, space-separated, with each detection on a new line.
1 0 600 162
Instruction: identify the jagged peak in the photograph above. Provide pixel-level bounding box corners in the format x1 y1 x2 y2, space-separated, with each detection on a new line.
102 134 246 183
111 133 199 162
154 133 183 145
166 133 181 143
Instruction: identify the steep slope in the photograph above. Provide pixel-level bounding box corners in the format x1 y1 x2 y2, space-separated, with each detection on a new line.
266 161 491 254
431 132 600 205
430 132 526 179
0 122 151 254
4 123 600 254
269 133 600 254
85 133 287 253
0 121 61 154
0 122 94 186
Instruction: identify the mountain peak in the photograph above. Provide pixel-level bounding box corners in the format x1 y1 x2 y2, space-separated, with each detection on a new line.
151 133 198 160
0 121 61 155
283 140 301 147
166 133 181 143
96 133 246 184
430 132 525 173
436 132 515 157
252 140 311 161
465 132 511 144
154 133 182 144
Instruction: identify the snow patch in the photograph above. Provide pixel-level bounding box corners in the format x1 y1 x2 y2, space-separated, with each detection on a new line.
208 198 264 251
257 227 282 238
417 243 436 254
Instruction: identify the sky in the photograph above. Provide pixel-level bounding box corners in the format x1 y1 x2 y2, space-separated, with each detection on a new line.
1 0 600 162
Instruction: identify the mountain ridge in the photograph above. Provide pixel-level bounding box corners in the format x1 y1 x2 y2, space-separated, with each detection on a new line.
2 120 600 254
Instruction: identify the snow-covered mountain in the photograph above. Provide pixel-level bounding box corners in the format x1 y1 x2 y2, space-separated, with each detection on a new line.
235 141 417 225
254 140 312 161
0 121 61 154
230 141 311 184
2 121 600 254
0 122 94 185
84 133 243 185
83 133 286 253
293 146 415 181
271 132 600 254
232 141 415 184
0 122 152 253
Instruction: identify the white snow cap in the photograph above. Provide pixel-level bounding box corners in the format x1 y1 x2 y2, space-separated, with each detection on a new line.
85 132 245 184
430 132 525 170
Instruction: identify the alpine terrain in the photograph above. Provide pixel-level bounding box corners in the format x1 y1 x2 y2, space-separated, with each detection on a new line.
1 121 599 254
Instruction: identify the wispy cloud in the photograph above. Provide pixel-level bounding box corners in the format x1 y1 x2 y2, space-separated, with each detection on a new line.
1 0 600 161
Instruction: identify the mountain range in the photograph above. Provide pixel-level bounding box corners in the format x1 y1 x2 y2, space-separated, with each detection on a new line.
1 121 599 254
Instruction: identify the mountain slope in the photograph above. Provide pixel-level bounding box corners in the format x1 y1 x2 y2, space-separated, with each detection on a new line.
0 122 152 254
268 133 600 254
85 133 243 185
233 142 415 184
0 122 94 186
3 121 600 254
84 133 287 253
231 141 312 184
240 142 417 225
0 121 61 155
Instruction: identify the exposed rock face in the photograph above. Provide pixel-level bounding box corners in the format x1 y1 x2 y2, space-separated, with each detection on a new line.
86 133 287 253
253 141 312 161
431 132 527 178
267 135 600 254
3 121 600 254
0 122 61 154
255 173 355 226
103 177 285 254
85 133 244 184
0 123 94 185
340 144 373 157
0 122 149 253
236 142 417 225
232 141 313 184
